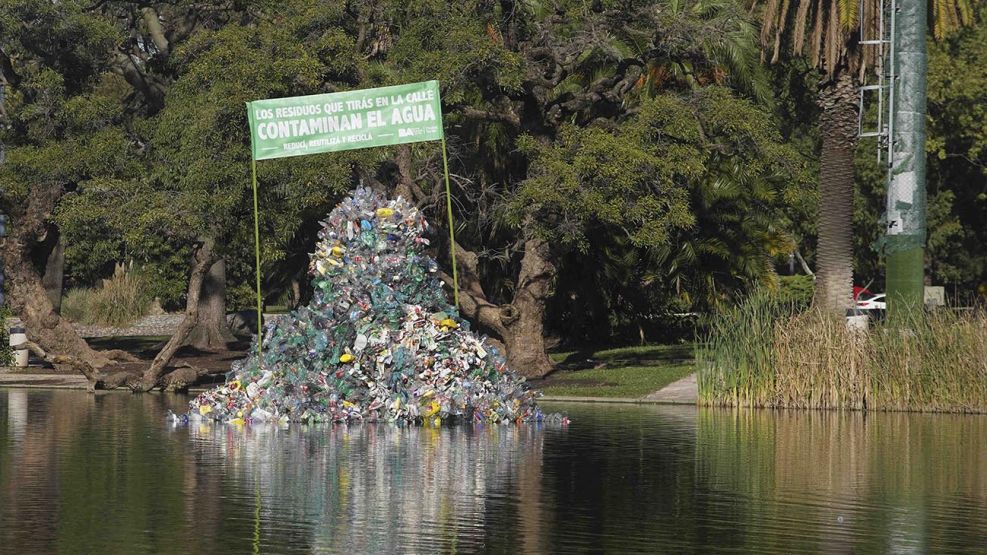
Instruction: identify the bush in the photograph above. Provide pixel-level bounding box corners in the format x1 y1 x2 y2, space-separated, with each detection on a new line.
774 274 815 309
61 288 93 322
61 263 153 327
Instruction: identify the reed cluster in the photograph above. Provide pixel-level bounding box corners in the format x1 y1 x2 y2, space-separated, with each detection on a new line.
698 295 987 413
62 263 152 328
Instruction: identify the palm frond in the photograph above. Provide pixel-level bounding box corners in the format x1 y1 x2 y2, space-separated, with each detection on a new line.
838 0 859 31
809 0 824 66
764 0 977 75
792 0 814 54
771 0 792 62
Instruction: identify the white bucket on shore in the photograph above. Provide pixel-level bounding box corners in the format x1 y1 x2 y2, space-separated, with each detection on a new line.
9 327 29 367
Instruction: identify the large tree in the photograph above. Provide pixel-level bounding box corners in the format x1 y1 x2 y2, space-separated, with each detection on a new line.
0 0 249 386
380 0 786 375
0 0 142 375
1 0 806 385
518 88 808 343
755 0 976 310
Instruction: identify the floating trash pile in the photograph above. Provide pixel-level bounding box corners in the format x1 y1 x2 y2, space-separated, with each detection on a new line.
185 188 548 425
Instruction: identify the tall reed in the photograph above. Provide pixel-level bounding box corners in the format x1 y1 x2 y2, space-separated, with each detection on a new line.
62 262 152 328
697 292 794 407
698 295 987 413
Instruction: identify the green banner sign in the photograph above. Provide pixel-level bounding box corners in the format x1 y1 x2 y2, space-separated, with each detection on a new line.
246 80 444 161
245 80 459 353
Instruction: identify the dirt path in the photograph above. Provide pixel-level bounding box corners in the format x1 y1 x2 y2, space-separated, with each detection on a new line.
0 372 90 388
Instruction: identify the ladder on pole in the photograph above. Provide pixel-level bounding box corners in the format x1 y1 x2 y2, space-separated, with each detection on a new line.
858 0 898 166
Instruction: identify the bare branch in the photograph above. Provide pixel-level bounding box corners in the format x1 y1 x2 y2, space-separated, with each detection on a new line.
140 237 218 390
795 249 814 276
109 51 166 111
13 339 103 391
460 106 521 127
141 7 170 56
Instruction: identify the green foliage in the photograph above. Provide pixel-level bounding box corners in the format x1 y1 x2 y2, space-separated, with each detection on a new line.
642 0 772 102
924 20 987 291
61 264 153 327
773 275 815 309
388 2 524 97
513 88 807 251
513 101 695 249
531 87 810 343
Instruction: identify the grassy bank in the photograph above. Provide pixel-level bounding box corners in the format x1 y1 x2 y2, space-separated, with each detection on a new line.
697 295 987 412
539 344 694 398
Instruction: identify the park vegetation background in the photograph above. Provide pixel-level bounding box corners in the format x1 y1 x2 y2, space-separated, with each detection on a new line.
1 0 985 386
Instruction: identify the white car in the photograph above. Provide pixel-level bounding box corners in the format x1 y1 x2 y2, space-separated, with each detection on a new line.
856 293 886 311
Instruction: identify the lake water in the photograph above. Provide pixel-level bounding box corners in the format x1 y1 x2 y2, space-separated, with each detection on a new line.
0 390 985 553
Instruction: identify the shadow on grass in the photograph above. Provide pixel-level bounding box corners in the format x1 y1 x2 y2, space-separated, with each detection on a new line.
552 343 694 370
539 343 695 398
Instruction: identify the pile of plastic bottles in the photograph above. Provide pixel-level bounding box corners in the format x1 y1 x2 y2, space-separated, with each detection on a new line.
185 188 545 425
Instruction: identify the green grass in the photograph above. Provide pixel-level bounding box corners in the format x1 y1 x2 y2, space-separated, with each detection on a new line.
540 343 695 398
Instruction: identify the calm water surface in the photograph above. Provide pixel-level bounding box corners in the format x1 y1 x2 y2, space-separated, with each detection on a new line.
1 390 985 553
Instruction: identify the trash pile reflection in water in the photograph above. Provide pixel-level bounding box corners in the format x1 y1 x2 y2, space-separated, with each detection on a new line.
177 421 553 553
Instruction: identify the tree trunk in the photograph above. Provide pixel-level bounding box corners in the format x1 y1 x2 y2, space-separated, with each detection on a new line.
812 74 859 312
184 257 235 351
442 236 556 379
41 231 64 313
290 277 302 308
393 145 426 204
139 238 217 391
391 148 555 378
500 237 556 378
0 186 111 369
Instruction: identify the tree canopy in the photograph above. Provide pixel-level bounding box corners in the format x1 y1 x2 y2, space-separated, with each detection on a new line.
3 0 984 366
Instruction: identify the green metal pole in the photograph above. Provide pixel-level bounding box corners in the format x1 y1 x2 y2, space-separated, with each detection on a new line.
251 158 263 357
441 138 460 309
885 0 928 316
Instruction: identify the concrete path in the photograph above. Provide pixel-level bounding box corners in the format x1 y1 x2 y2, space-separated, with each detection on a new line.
541 372 698 405
642 373 697 404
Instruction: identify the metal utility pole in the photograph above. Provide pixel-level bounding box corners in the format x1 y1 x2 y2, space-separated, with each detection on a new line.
885 0 928 315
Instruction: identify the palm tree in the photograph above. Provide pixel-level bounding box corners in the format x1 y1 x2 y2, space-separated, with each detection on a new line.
755 0 975 310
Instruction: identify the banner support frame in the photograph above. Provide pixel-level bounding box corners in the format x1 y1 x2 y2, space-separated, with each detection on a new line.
251 156 263 357
441 138 460 309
